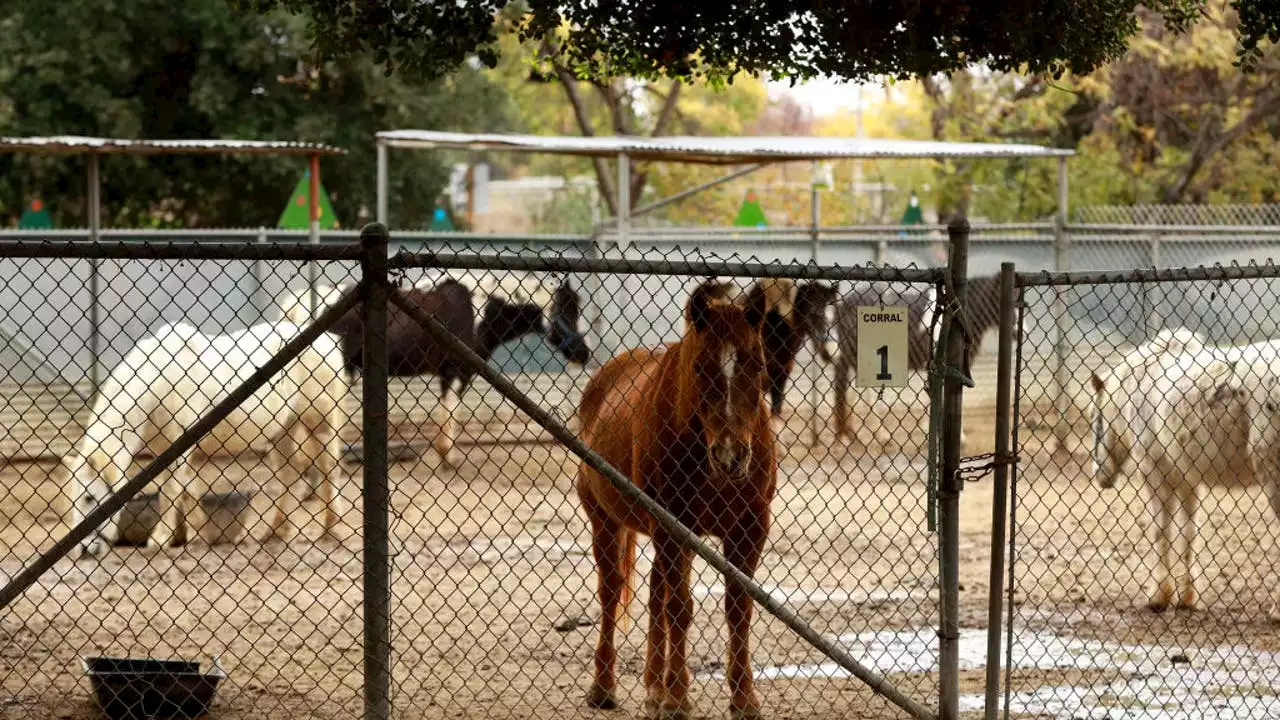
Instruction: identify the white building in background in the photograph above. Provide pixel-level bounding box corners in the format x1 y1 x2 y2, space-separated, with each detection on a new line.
448 166 600 234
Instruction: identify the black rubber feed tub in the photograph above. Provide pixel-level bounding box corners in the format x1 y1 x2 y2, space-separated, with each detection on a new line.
82 656 226 720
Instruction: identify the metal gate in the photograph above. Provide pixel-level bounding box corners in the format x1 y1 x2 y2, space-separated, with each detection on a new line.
990 262 1280 719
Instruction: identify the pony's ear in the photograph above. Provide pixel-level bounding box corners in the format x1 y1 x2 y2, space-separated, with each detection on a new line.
744 286 767 329
687 282 717 332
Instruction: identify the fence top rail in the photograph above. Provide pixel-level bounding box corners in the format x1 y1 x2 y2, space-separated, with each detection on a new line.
1067 223 1280 234
0 238 364 261
1016 263 1280 287
615 222 1055 234
390 249 944 283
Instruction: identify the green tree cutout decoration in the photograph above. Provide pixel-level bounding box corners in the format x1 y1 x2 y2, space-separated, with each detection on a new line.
18 199 53 229
733 190 767 228
277 170 339 229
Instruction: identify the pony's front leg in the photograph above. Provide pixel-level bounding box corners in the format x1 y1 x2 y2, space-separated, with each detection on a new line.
644 533 673 719
264 439 302 542
582 494 624 709
1174 479 1200 610
832 357 850 441
1146 475 1177 612
1265 478 1280 622
315 436 352 542
724 524 766 720
653 531 694 720
148 458 194 550
432 379 464 469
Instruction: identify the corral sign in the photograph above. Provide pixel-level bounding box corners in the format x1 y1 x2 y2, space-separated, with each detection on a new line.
855 305 909 388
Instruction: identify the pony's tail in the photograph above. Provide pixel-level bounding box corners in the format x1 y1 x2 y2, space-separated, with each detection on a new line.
616 528 637 631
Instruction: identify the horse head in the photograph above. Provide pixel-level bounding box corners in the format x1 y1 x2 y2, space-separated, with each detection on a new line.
549 278 591 369
471 272 590 368
795 281 841 363
1088 368 1135 490
62 438 133 558
682 279 769 480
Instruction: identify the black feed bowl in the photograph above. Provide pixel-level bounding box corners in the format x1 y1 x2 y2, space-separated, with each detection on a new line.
82 656 226 720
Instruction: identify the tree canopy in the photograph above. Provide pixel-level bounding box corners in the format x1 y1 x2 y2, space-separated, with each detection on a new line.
233 0 1279 84
0 0 514 228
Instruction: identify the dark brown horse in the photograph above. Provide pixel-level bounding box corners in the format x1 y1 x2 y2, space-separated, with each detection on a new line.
576 279 775 720
283 274 589 467
745 278 842 416
830 275 1003 442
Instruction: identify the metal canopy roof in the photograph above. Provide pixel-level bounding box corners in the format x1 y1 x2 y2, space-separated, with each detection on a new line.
377 130 1073 164
0 135 347 156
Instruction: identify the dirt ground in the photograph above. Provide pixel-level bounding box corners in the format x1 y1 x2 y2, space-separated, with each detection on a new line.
2 358 1280 720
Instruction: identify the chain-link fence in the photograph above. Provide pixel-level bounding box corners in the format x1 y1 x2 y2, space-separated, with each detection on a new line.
0 224 1001 719
992 264 1280 719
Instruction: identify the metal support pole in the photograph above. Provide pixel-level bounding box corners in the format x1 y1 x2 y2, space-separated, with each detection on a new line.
616 153 631 250
939 215 970 720
87 153 102 394
254 227 269 320
360 223 392 720
616 153 635 337
376 141 389 227
1051 157 1071 459
807 161 822 446
1147 232 1163 339
984 262 1017 720
308 155 322 320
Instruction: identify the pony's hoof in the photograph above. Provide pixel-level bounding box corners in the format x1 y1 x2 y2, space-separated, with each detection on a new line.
78 538 106 560
730 706 764 720
436 449 464 469
585 683 617 709
654 707 691 720
1146 599 1170 613
1268 605 1280 624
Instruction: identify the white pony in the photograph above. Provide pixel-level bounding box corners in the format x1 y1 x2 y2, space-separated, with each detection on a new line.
63 321 351 557
1089 327 1280 613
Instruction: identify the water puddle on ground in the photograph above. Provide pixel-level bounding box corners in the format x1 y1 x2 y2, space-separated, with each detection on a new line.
698 627 1280 718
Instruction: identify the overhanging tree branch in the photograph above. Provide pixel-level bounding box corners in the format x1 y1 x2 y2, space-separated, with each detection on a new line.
1160 85 1280 202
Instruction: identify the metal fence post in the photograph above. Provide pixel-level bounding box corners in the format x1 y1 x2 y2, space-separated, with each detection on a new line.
983 262 1017 720
360 222 392 720
87 153 102 394
1146 232 1163 338
1051 213 1071 460
253 227 268 320
939 215 970 720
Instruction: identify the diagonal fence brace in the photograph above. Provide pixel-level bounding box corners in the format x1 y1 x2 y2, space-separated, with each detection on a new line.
387 290 937 720
0 284 365 614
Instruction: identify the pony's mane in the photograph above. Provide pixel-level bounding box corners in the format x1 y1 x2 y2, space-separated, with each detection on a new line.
749 278 796 320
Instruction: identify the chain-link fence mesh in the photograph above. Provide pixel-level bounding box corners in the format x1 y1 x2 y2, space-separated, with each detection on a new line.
0 234 974 719
0 244 370 718
1002 267 1280 719
1076 203 1280 226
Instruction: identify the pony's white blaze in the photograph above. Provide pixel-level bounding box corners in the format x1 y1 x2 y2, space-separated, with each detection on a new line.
721 346 737 417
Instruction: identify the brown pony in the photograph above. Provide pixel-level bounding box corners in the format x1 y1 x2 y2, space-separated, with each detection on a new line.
575 279 776 720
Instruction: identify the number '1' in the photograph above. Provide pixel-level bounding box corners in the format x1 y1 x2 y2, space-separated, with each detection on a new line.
875 345 893 381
